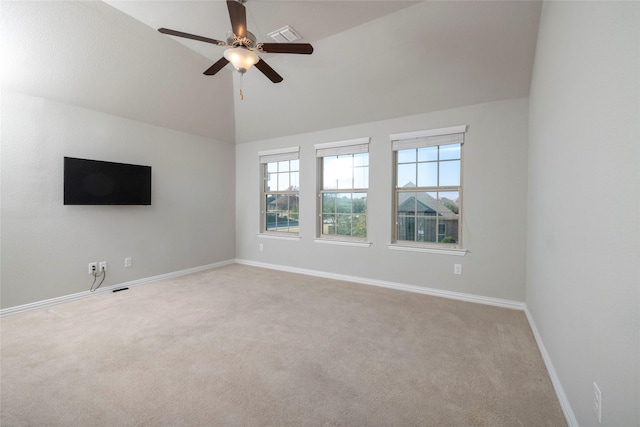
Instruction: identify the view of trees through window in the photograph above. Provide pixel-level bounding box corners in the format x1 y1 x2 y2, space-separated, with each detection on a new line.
320 153 368 239
321 192 367 238
264 159 299 233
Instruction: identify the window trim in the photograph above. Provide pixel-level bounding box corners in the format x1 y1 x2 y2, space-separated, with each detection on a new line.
390 125 467 145
315 137 371 242
259 147 300 236
315 137 370 157
391 125 467 249
258 146 300 163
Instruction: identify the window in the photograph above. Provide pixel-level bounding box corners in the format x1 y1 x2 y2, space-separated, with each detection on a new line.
259 147 300 234
316 138 370 240
392 126 466 246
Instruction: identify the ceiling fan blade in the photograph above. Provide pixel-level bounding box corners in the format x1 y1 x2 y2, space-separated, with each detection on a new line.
255 59 283 83
259 43 314 55
227 0 247 38
158 28 224 46
203 57 230 75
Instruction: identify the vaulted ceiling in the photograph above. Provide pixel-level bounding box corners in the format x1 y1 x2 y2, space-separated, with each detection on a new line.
1 1 542 144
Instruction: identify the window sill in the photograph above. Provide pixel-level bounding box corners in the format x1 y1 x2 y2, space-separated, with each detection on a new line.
314 238 372 248
258 233 301 241
388 244 468 256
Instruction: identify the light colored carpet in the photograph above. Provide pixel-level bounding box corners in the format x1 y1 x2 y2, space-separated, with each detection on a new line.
1 264 566 426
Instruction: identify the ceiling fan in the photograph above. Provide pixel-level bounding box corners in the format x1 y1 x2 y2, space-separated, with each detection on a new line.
158 0 314 83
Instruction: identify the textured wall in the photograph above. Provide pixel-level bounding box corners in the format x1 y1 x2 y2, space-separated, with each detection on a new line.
1 92 236 309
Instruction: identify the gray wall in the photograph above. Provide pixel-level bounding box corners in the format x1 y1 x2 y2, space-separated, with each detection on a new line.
527 2 639 426
236 98 529 302
1 92 236 309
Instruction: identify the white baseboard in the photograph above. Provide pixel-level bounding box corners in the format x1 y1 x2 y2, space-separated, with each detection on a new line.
0 259 235 317
235 258 525 311
524 306 578 427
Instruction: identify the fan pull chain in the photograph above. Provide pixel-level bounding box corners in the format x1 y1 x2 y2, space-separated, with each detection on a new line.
239 73 244 101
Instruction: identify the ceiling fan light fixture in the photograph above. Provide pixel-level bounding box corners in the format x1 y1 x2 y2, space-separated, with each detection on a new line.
224 47 259 73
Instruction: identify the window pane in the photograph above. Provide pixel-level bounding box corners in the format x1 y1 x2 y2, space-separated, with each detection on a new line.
397 216 415 241
266 213 277 231
266 193 287 231
267 162 278 173
397 192 417 216
267 173 276 191
290 159 299 172
323 156 339 189
416 192 438 216
290 171 299 190
353 214 366 237
397 163 416 188
352 193 367 213
417 162 437 187
336 214 352 236
287 194 299 214
287 195 299 232
278 160 290 172
322 193 336 213
265 195 275 230
336 167 353 190
276 194 289 214
277 172 290 191
353 152 368 167
419 216 437 242
418 146 438 162
438 191 459 243
439 160 460 186
438 191 459 216
322 214 336 235
354 166 368 189
324 156 355 190
439 144 460 161
336 193 352 213
397 149 416 164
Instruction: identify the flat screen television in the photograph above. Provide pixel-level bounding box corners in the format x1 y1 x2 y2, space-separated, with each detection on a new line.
64 157 152 205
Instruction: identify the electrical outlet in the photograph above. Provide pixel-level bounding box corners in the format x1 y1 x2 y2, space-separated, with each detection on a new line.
125 257 132 268
593 382 602 423
88 262 98 275
259 243 264 251
454 264 462 275
99 261 107 272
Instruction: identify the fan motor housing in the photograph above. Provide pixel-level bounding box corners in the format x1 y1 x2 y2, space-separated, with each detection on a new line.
227 31 256 49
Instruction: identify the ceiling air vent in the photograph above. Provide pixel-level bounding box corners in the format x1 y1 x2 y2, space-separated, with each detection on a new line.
267 26 302 43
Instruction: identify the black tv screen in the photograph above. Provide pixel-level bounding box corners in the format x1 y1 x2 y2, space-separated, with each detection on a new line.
64 157 151 205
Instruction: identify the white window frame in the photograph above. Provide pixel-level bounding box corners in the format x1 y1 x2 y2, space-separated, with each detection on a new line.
259 146 300 236
315 138 370 244
390 125 467 250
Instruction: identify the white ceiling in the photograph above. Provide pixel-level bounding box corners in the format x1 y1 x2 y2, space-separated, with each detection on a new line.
104 1 420 61
1 1 542 144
